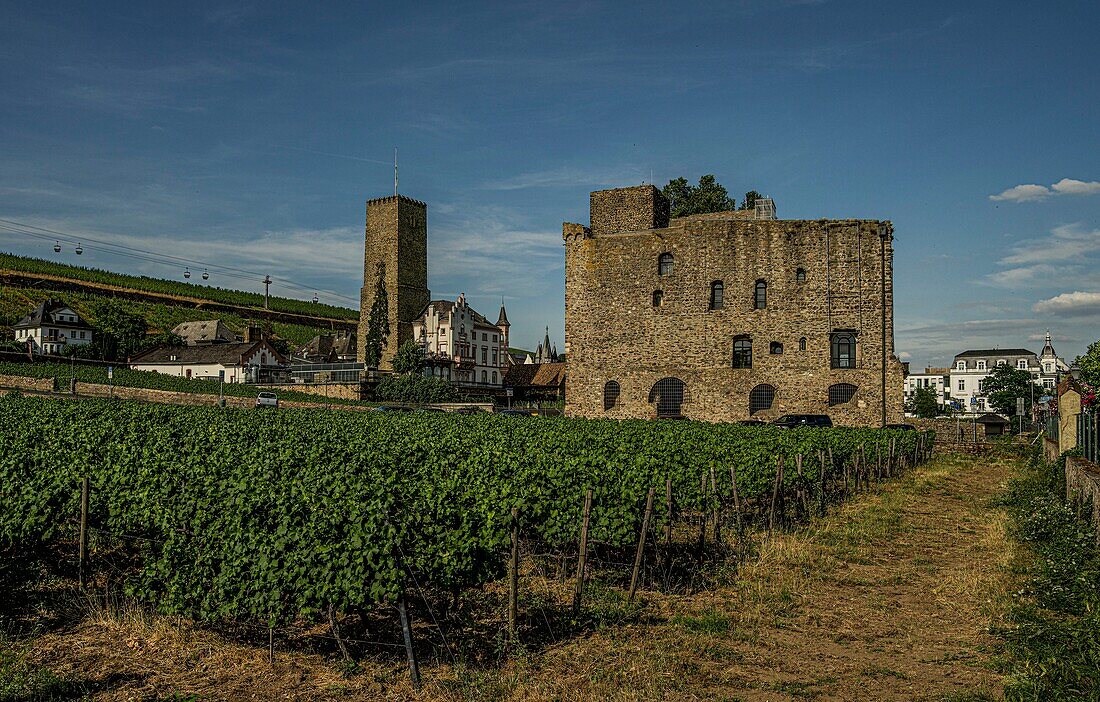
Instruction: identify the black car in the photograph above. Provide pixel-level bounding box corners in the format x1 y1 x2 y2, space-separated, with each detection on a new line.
496 409 533 417
736 419 769 427
885 422 916 431
771 414 833 429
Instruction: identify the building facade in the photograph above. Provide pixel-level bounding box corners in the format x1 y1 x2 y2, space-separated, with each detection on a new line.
357 195 431 370
12 299 94 355
411 295 509 387
130 338 286 383
563 185 904 425
949 334 1066 412
903 367 950 408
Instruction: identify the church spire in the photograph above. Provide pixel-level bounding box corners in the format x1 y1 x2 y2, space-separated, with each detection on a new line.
496 298 510 327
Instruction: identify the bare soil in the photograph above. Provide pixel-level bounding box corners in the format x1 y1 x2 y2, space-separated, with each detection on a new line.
14 452 1015 701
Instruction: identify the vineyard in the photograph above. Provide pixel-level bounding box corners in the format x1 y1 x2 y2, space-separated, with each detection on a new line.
0 395 933 651
0 360 363 405
0 252 358 320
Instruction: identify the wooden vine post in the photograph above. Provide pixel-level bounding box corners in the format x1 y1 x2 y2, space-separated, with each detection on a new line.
397 595 421 688
572 489 593 617
664 476 673 548
697 468 708 549
768 456 784 535
508 507 520 642
78 475 90 588
628 487 656 603
708 465 721 544
817 449 826 515
729 464 743 534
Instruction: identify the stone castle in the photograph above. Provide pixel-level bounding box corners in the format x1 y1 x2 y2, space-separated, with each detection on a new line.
562 185 905 425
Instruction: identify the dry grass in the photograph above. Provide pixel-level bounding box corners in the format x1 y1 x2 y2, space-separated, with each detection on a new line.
8 453 1020 701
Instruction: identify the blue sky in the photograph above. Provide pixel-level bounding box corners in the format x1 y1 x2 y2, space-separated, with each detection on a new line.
1 1 1098 366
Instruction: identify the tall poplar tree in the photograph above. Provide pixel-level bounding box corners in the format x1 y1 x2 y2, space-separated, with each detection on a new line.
363 261 389 368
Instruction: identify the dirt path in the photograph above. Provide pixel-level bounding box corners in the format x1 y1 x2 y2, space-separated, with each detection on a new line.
21 453 1016 701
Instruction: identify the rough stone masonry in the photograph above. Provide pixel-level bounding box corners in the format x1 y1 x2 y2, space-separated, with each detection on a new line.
563 184 905 425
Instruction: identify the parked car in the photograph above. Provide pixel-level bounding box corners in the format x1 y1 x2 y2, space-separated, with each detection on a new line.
374 405 413 412
454 406 486 415
496 409 533 417
256 392 278 408
414 407 446 413
886 423 916 431
771 414 832 429
736 419 768 427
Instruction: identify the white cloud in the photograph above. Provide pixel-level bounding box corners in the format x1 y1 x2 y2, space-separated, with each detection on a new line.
989 184 1051 202
1051 178 1100 196
897 351 912 360
999 223 1100 266
990 178 1100 202
983 263 1064 288
1032 291 1100 317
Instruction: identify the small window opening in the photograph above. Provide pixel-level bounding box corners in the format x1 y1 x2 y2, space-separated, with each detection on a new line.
770 342 783 355
799 337 806 351
658 252 674 276
796 268 806 283
754 280 767 309
709 281 724 310
732 337 752 369
603 381 621 411
652 290 663 307
749 384 776 415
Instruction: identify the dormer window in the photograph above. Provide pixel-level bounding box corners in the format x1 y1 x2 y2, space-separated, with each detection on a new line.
976 360 986 370
956 361 966 370
1017 359 1027 369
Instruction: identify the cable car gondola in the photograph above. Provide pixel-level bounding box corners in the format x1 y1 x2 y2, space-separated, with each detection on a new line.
202 269 209 280
53 241 61 253
312 293 318 304
75 243 83 255
183 268 191 279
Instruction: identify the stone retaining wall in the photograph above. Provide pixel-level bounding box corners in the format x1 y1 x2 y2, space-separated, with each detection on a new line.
1066 455 1100 544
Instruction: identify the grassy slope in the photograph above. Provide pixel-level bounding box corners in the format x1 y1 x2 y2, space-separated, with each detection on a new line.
0 284 331 346
3 451 1024 701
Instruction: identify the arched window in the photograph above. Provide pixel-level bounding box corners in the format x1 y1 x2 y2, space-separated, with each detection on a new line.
492 371 498 384
652 290 663 307
658 252 674 276
749 384 776 415
754 280 767 309
709 281 724 310
732 337 752 369
828 383 857 406
796 268 806 283
831 332 856 369
481 370 487 383
603 381 621 410
799 337 806 351
649 377 686 418
770 342 783 355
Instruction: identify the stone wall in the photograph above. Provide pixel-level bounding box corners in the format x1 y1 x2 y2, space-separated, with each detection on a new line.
357 195 431 370
589 185 669 237
0 374 54 392
256 382 364 401
563 185 903 426
1066 455 1100 544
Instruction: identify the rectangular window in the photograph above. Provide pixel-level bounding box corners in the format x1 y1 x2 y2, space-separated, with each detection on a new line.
492 349 498 366
956 361 965 370
976 360 986 370
493 334 498 343
958 379 964 391
482 332 487 341
1017 359 1027 369
482 347 488 365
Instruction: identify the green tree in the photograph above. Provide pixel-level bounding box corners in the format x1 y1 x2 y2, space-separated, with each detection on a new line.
906 386 940 418
1075 339 1100 388
392 339 425 375
91 299 149 361
363 261 389 368
661 175 737 217
739 190 764 211
982 364 1044 416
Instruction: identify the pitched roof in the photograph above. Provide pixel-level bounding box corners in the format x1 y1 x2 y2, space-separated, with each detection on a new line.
131 340 285 366
13 299 93 330
171 320 238 344
295 331 356 360
504 362 566 388
496 303 509 327
955 349 1035 359
417 299 495 328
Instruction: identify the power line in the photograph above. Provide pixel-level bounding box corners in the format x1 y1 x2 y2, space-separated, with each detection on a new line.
0 219 361 306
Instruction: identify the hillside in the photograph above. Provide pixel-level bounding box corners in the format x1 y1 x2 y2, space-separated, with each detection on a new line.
0 252 358 321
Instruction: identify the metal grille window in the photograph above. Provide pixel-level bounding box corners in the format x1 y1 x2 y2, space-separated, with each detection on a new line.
830 332 855 369
652 290 663 307
749 384 775 415
649 377 686 418
770 342 783 355
709 281 724 310
603 380 621 410
828 383 857 406
796 268 806 283
754 280 767 309
732 337 752 368
658 253 674 276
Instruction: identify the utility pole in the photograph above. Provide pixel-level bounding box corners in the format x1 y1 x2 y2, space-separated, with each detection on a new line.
879 224 889 428
263 275 271 310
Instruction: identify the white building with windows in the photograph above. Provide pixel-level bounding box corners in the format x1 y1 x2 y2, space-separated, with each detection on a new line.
903 367 950 408
949 333 1066 412
12 299 94 355
411 295 509 387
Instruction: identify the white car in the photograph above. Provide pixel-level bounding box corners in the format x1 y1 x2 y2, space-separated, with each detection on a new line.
256 392 279 408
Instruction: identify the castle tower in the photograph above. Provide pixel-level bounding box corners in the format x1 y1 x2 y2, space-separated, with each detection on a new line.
357 195 431 369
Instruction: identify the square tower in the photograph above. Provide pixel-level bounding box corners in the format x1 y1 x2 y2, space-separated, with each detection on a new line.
358 195 431 369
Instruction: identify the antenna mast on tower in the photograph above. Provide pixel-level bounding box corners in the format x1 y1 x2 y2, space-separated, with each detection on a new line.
394 147 398 196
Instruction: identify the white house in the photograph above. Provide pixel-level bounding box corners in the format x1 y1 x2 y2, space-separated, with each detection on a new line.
949 333 1067 412
130 338 286 383
12 299 94 355
411 294 509 387
903 367 950 409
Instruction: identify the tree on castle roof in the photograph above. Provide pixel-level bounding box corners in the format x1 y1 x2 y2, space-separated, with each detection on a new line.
739 190 764 211
662 175 746 217
363 261 389 368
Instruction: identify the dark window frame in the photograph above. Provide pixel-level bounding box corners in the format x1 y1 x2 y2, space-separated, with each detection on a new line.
732 336 752 369
754 280 767 309
709 280 724 310
828 383 857 406
652 290 663 307
649 377 686 418
796 267 806 283
831 332 856 369
658 252 674 276
749 384 776 415
603 380 621 411
770 341 783 355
